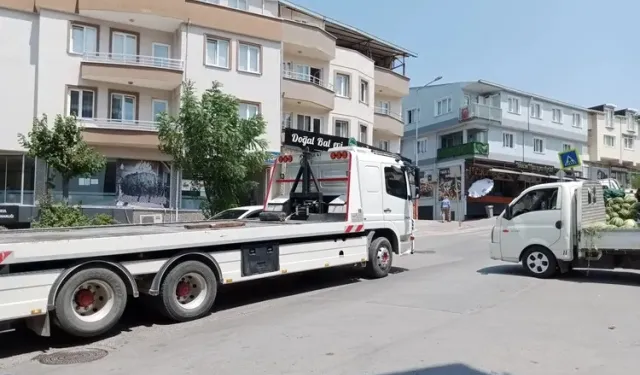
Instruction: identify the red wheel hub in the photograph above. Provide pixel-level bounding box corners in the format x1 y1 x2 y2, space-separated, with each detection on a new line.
176 282 191 297
75 289 94 308
382 252 389 262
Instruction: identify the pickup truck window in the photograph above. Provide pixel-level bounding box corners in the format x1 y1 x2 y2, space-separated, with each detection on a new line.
384 167 408 200
511 188 558 218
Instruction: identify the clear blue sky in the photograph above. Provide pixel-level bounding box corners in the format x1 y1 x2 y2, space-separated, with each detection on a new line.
291 0 638 109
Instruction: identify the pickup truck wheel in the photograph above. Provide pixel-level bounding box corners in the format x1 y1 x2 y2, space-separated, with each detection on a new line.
522 247 558 279
365 237 393 279
158 261 218 322
53 268 127 337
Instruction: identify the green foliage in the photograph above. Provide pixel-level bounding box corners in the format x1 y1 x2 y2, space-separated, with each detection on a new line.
631 173 640 190
32 196 118 228
157 80 269 217
18 114 106 199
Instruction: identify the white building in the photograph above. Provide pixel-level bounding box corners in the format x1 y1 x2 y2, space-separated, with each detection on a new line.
402 80 590 220
0 0 414 225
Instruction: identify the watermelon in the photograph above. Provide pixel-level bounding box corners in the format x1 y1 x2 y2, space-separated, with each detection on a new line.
605 214 611 221
611 217 625 227
613 197 625 204
606 206 614 215
612 204 622 211
625 194 638 204
610 211 619 218
619 209 631 219
622 203 632 210
623 219 637 228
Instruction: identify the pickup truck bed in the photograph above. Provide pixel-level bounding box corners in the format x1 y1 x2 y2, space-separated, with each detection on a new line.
581 229 640 251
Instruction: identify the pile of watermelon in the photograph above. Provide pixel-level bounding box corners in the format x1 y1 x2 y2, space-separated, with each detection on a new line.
604 189 639 228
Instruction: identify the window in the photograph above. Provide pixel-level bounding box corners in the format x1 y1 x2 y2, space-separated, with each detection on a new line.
296 115 321 133
152 43 170 68
562 143 572 152
238 43 260 73
334 119 349 137
68 88 95 118
510 188 559 219
435 97 452 116
572 113 582 128
335 73 350 98
407 109 417 124
205 37 229 68
110 92 136 122
552 108 562 123
359 79 369 104
152 99 168 121
533 137 545 153
627 116 636 132
604 135 616 147
502 132 514 148
417 137 428 154
70 23 97 54
378 140 389 151
507 97 520 114
463 95 470 106
228 0 247 9
624 135 634 150
110 31 137 62
530 103 542 119
384 166 408 200
282 112 293 128
605 109 614 127
377 101 391 114
359 124 367 143
239 103 259 119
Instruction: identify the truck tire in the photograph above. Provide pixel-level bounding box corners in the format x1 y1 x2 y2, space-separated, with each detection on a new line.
158 260 218 322
522 246 558 279
53 267 128 338
365 237 393 279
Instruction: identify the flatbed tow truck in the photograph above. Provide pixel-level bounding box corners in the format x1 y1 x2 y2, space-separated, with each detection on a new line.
0 144 420 338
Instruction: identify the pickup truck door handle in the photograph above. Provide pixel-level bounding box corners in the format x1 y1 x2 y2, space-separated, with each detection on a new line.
555 220 562 229
384 208 392 213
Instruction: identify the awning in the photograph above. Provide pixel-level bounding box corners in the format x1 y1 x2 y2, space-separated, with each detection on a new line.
489 168 521 175
489 168 560 179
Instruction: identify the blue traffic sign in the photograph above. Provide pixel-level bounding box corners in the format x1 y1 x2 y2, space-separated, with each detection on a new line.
265 151 280 165
558 149 581 169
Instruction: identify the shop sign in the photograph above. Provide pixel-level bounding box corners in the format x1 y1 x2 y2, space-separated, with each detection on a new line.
0 205 19 225
514 161 556 174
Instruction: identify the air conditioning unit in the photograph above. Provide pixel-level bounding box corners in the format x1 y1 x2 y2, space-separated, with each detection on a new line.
139 214 163 224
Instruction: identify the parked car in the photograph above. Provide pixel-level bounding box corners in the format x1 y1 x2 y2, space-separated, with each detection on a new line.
211 205 264 220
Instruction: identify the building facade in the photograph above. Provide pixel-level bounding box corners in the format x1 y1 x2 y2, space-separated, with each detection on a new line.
586 104 639 187
0 0 414 225
401 80 589 220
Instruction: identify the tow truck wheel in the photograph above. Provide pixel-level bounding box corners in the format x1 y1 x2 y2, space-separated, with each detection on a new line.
365 237 393 279
522 246 558 279
157 261 218 322
53 268 128 337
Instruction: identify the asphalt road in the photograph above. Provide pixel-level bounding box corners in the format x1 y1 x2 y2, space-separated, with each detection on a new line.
2 229 640 375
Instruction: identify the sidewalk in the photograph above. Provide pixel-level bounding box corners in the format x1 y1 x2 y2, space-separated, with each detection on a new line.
414 218 496 235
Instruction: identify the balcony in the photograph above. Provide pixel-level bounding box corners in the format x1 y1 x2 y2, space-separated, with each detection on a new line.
80 53 184 90
459 103 502 123
79 118 159 132
437 142 489 160
373 107 403 137
282 69 335 111
374 67 409 98
282 20 336 61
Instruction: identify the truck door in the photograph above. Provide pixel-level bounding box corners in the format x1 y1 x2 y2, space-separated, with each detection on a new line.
382 165 410 240
500 186 562 261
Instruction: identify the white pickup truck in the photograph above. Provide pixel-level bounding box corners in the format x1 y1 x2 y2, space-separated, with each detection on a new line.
0 146 419 338
490 180 640 278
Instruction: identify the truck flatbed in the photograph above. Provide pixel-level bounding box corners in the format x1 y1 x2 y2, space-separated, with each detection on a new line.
0 219 360 265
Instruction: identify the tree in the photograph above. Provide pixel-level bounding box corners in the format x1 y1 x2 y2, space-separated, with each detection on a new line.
158 80 269 216
19 114 106 200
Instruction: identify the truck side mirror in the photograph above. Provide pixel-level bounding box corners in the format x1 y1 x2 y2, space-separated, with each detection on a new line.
415 186 420 199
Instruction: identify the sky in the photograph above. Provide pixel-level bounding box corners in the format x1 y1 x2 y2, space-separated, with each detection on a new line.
290 0 639 109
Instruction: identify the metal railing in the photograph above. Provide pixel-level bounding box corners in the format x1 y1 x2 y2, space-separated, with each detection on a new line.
459 103 502 122
282 68 334 91
374 107 403 122
82 52 184 70
80 118 160 131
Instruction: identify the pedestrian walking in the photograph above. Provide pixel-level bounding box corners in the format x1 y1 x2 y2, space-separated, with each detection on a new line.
440 194 451 222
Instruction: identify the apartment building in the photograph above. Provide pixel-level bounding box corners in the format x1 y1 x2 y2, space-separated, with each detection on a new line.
0 0 413 226
401 80 590 220
586 104 639 187
278 1 413 154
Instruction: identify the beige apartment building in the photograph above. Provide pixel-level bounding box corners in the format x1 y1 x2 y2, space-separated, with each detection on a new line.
0 0 414 225
587 104 639 187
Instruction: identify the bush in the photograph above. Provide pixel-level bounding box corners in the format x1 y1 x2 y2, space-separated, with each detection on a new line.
33 197 117 228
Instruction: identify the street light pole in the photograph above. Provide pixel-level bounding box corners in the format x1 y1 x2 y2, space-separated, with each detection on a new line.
414 76 443 165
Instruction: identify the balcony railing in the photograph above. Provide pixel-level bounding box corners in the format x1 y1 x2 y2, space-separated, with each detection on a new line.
82 52 184 70
374 107 403 122
282 68 334 91
437 142 489 160
459 103 501 122
80 118 160 132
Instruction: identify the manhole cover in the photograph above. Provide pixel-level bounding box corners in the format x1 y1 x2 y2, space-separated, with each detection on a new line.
35 348 108 365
